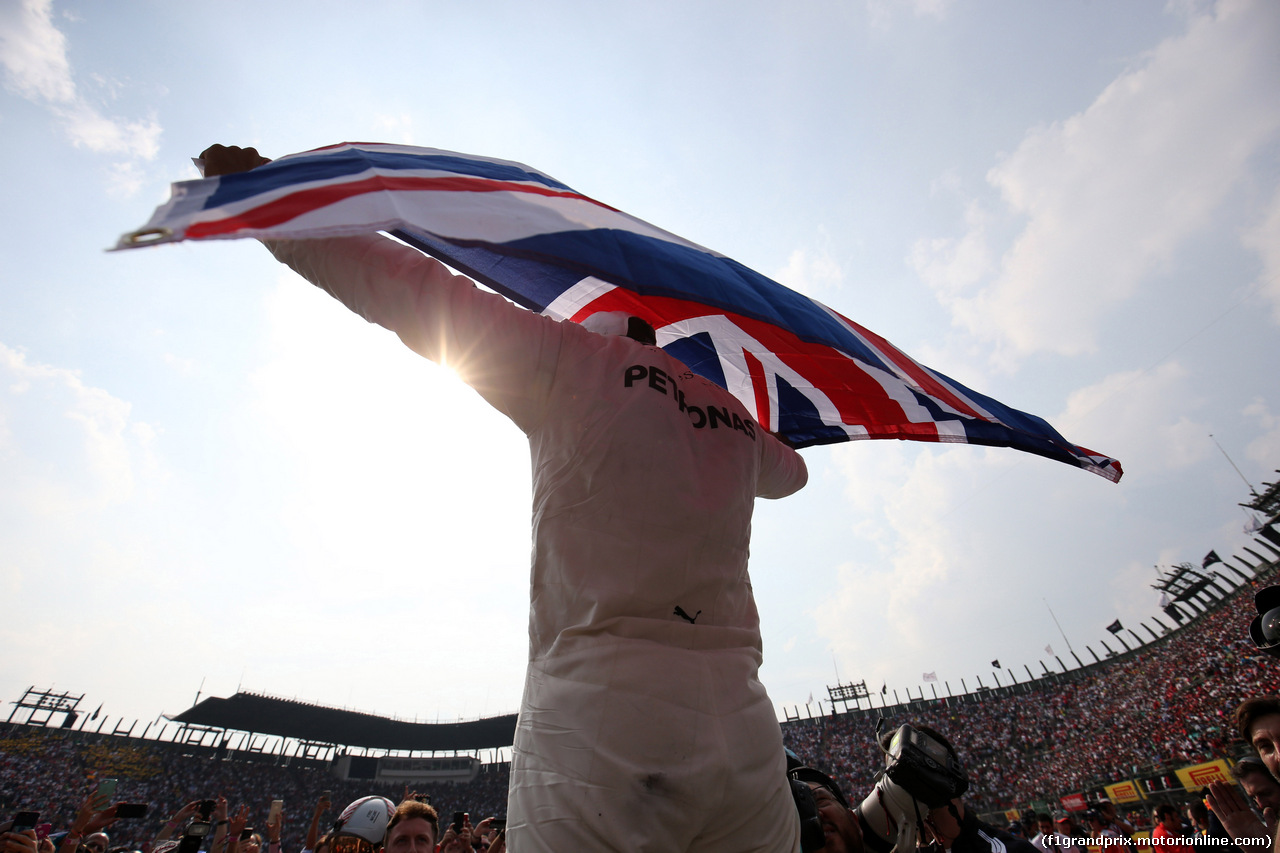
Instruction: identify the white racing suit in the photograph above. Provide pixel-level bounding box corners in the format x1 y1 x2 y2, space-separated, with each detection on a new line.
266 234 808 853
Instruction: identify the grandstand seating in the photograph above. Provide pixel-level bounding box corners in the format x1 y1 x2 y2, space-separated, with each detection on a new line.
4 527 1279 842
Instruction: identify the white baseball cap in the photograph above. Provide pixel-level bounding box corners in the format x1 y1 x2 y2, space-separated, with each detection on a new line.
333 797 395 845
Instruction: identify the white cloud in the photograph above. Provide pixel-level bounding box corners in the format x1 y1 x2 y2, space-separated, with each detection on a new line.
57 100 160 159
1243 183 1280 324
0 340 162 514
865 0 955 29
815 442 977 673
1055 361 1211 477
908 201 992 299
774 242 843 298
0 0 161 188
373 113 418 145
814 357 1218 680
911 0 1280 361
1243 397 1280 467
0 0 73 102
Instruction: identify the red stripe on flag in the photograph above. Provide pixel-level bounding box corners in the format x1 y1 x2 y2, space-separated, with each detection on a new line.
187 175 617 238
828 307 990 422
743 349 770 429
565 289 943 442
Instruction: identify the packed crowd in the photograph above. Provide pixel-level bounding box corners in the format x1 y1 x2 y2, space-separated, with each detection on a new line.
782 577 1280 814
2 571 1277 851
0 728 509 851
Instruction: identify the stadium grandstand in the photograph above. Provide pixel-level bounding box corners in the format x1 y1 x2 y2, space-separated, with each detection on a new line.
4 473 1280 843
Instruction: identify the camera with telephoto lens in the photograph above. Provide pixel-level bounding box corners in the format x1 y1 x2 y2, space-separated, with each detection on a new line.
1250 586 1280 658
854 723 970 853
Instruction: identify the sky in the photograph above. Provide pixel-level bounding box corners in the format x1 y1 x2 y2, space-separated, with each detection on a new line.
1 0 1279 738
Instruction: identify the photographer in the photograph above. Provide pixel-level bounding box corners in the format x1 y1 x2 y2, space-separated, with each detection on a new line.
849 722 1037 853
787 760 863 853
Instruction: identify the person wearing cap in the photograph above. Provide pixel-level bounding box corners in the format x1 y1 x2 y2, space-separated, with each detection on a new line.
329 797 397 853
788 762 862 853
198 145 808 853
81 833 109 853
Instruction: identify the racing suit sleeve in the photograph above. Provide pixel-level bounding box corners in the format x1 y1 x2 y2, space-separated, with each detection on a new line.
264 234 563 433
756 431 807 499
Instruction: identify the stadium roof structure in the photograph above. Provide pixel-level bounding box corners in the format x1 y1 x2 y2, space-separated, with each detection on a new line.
1152 562 1221 603
171 692 516 751
1244 470 1280 520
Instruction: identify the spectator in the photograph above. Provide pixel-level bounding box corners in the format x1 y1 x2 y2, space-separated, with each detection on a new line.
788 761 861 853
1029 813 1056 852
300 793 329 853
1151 804 1193 853
1097 802 1134 839
1234 757 1280 829
1238 699 1280 780
2 817 39 853
1084 810 1116 841
1186 802 1210 836
381 799 436 853
56 788 115 853
783 581 1280 816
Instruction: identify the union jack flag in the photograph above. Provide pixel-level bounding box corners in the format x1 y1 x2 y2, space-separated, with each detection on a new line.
118 142 1121 481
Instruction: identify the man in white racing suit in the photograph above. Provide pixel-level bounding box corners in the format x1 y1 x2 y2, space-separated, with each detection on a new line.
202 145 808 853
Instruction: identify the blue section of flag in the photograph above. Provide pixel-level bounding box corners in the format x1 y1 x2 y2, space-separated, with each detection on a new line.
205 147 573 209
120 142 1121 482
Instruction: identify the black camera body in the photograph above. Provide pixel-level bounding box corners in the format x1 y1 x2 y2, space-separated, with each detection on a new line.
787 779 826 853
1250 586 1280 658
883 725 969 807
855 724 971 853
177 821 210 853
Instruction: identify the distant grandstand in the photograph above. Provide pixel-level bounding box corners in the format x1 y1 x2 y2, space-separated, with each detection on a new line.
4 471 1280 819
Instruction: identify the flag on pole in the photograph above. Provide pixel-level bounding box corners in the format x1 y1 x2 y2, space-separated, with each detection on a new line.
990 659 1000 668
117 143 1122 477
1045 644 1054 655
923 672 938 682
1106 619 1123 634
1203 550 1222 568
